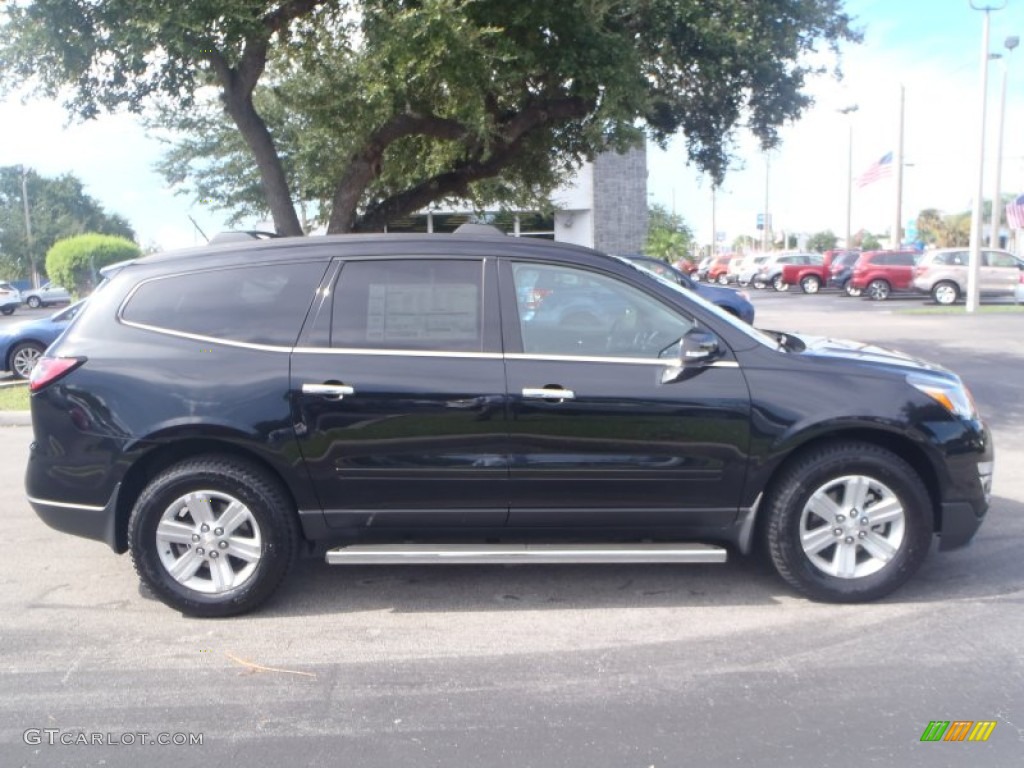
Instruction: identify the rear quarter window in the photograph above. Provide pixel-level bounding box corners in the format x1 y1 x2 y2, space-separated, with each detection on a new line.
121 261 328 346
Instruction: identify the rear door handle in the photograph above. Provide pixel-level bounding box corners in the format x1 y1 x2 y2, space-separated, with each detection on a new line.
522 387 575 401
302 383 355 398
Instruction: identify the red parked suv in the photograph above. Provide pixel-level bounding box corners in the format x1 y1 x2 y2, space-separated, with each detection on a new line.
848 250 920 300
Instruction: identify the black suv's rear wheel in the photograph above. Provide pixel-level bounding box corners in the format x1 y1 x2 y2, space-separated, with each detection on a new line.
765 442 932 602
128 456 299 617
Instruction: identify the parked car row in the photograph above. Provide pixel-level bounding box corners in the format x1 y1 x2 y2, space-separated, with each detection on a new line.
697 248 1023 303
0 300 86 378
0 281 72 316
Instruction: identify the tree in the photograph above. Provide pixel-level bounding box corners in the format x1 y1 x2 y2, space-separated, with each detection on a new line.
0 167 135 281
46 234 141 297
644 205 694 263
852 230 882 250
1 1 859 235
806 230 838 253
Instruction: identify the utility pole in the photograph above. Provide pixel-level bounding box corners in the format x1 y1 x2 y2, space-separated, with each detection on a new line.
967 0 1006 312
762 155 771 252
21 165 39 288
990 36 1019 250
893 85 905 250
839 105 859 249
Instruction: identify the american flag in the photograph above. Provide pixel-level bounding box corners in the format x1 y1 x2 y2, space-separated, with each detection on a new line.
1006 194 1024 230
856 152 893 188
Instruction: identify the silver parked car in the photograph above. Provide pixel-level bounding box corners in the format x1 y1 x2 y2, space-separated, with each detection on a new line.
22 282 71 309
912 248 1022 305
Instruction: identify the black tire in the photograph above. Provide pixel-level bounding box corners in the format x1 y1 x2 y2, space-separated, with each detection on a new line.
26 296 42 309
0 306 14 316
716 273 730 285
800 275 821 294
765 442 932 603
9 341 45 379
844 283 862 297
866 279 891 300
128 455 299 617
931 281 960 306
772 275 789 292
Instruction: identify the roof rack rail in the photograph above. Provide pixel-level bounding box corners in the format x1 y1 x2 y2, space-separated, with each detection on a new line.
452 222 505 236
208 230 281 244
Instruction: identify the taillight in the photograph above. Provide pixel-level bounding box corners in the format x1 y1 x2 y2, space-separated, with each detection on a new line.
29 356 85 392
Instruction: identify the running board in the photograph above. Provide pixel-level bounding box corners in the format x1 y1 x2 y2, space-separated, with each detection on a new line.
325 542 727 565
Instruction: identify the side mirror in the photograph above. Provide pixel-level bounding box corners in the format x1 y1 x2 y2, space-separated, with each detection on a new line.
661 328 721 384
680 329 719 364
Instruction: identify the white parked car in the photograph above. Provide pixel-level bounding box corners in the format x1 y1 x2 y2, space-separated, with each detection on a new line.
22 282 71 309
0 281 22 316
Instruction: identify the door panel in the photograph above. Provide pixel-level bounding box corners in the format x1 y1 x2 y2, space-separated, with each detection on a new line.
501 260 752 528
505 357 751 526
291 257 509 529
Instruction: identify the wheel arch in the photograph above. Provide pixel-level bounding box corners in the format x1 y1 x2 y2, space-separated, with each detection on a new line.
111 437 305 554
748 427 942 554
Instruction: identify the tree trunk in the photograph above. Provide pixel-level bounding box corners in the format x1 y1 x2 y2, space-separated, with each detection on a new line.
222 91 303 237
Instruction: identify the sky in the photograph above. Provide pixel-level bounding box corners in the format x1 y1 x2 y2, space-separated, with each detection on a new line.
1 0 1023 251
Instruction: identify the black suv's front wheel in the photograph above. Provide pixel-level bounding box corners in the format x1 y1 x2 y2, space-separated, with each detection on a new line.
128 455 299 617
766 442 932 602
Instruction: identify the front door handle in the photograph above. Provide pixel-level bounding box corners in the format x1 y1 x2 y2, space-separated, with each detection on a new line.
302 383 355 398
522 387 575 401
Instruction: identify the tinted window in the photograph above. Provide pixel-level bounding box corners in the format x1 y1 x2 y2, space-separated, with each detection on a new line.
331 259 484 352
513 262 694 359
935 251 968 266
122 262 326 345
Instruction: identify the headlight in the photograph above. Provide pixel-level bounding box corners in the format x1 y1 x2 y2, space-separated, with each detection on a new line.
907 374 979 420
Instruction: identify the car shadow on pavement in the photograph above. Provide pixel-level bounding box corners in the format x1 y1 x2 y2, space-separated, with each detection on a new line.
250 494 1022 617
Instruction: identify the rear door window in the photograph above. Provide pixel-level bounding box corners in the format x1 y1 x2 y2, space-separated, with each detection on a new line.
330 259 485 353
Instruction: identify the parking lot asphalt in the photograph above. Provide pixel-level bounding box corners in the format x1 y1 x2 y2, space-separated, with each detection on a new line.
1 298 1023 768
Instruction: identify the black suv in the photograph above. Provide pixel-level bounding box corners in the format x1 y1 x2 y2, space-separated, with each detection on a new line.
26 233 994 616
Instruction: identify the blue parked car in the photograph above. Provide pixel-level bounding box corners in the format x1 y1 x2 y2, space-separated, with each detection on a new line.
0 300 85 379
619 255 756 324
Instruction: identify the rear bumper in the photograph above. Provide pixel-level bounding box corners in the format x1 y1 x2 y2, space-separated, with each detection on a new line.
27 485 123 552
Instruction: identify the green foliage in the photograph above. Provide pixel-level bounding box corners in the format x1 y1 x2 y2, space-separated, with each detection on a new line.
2 1 860 234
644 204 694 262
45 234 141 297
0 166 135 281
806 230 838 253
853 231 882 250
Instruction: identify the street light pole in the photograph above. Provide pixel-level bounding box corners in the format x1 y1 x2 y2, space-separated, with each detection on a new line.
838 105 858 249
893 85 905 249
20 165 38 289
990 36 1019 250
967 0 1006 313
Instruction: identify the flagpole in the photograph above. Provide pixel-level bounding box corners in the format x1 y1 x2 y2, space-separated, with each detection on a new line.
967 0 1005 312
893 85 905 249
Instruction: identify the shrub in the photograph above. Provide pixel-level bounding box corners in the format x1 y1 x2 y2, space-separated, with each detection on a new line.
45 234 141 297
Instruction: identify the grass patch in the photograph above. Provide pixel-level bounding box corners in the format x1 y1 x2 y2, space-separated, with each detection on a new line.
0 383 30 411
897 304 1024 315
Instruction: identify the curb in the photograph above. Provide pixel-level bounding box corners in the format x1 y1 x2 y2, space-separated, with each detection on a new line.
0 411 31 427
